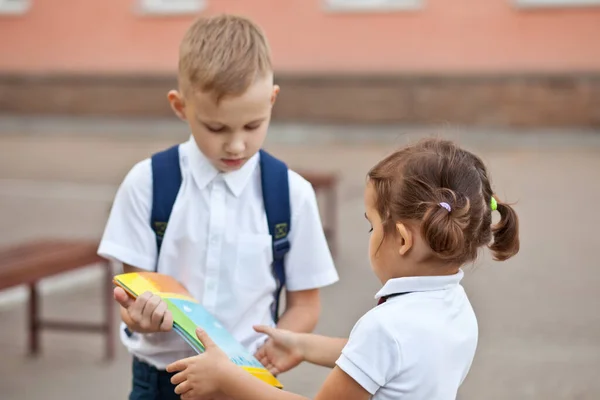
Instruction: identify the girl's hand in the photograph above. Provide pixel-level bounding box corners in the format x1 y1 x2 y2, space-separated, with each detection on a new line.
166 328 233 399
253 325 305 376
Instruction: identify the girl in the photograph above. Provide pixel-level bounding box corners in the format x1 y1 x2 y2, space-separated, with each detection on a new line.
166 138 520 400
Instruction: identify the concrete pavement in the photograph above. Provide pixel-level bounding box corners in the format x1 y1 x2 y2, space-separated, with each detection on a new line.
1 116 599 399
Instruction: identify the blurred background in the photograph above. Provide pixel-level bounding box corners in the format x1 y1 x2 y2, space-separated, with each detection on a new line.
1 0 599 399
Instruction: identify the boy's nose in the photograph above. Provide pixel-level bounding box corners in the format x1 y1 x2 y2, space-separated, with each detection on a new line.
226 138 245 155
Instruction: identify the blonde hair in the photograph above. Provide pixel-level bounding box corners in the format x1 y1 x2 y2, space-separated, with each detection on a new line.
178 14 272 101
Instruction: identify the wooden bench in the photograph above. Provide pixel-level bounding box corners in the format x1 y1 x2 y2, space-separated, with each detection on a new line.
0 239 115 361
297 171 340 257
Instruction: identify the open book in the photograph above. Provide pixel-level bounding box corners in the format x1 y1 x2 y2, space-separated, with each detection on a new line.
113 271 283 389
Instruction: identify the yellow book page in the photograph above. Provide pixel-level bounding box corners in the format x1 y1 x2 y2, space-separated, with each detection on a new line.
115 272 196 302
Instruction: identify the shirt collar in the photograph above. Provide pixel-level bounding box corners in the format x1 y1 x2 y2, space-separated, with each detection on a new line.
186 135 259 197
374 269 464 301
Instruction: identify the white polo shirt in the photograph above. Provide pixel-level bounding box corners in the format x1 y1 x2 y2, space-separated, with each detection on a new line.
98 136 339 370
336 270 478 400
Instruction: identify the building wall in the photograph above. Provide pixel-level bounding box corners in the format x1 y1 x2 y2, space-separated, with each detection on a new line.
1 0 599 126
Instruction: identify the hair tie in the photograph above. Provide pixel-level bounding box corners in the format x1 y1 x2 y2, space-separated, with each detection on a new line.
439 202 451 212
490 197 497 211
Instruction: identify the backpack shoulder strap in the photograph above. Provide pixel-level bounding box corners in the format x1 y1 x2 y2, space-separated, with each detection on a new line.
259 149 291 323
150 144 182 265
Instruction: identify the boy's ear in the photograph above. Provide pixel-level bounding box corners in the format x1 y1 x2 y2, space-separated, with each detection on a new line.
395 222 413 256
271 85 280 106
167 90 187 121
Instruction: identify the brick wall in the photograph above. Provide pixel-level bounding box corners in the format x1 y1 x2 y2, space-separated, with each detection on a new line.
1 73 599 128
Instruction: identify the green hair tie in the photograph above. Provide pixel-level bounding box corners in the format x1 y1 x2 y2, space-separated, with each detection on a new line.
490 196 498 211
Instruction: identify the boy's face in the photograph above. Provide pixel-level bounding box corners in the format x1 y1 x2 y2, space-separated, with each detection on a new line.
168 74 279 172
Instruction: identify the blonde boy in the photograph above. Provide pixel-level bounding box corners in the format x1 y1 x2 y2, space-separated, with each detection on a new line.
98 14 338 400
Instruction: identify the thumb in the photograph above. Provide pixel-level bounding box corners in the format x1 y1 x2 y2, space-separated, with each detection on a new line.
113 287 134 309
253 325 278 339
195 328 216 350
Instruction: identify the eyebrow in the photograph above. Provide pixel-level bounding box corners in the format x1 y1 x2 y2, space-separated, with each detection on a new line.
197 117 267 127
364 212 369 221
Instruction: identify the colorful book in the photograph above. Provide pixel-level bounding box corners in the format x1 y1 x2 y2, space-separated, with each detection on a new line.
113 271 283 389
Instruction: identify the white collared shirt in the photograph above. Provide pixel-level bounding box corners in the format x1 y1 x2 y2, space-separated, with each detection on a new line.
98 136 339 369
336 270 478 400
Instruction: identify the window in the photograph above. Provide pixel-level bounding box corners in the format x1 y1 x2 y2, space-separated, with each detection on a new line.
0 0 30 15
139 0 205 15
516 0 600 7
324 0 422 12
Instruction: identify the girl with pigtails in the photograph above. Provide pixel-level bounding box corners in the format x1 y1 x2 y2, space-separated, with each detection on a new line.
166 138 520 400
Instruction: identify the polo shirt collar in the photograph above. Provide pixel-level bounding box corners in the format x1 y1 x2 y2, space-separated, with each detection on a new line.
375 269 464 301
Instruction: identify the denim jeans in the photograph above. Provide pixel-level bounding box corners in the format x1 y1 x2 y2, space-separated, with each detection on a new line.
129 357 180 400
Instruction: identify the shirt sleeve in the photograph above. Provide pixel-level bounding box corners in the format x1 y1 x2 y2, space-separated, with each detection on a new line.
283 170 339 291
97 159 157 271
335 312 402 395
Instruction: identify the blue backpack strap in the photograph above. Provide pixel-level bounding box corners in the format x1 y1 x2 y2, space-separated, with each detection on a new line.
259 149 291 323
124 144 181 339
150 144 182 266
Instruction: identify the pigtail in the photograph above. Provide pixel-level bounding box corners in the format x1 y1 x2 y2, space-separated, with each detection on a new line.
488 196 520 261
421 189 471 262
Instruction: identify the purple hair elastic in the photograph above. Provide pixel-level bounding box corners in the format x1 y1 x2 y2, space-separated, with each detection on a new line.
439 202 452 212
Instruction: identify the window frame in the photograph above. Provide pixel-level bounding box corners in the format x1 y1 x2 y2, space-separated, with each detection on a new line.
515 0 600 8
323 0 423 13
0 0 30 15
138 0 206 16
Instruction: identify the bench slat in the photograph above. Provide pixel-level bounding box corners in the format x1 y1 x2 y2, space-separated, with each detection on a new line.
0 240 103 290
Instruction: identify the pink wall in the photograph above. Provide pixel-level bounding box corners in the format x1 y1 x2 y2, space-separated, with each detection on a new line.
1 0 599 74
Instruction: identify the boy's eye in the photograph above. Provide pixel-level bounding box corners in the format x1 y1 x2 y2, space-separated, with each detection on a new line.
244 123 261 131
206 126 225 133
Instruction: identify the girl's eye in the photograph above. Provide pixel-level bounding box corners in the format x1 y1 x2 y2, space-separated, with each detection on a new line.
369 227 373 233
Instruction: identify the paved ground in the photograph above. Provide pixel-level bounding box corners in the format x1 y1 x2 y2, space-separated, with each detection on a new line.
1 116 599 399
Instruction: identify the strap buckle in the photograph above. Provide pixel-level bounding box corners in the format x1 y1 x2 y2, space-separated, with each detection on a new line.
272 238 290 260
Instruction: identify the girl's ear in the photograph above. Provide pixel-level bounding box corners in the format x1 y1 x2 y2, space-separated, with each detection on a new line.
396 222 413 256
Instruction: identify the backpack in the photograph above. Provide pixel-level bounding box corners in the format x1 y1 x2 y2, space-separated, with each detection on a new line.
150 145 291 323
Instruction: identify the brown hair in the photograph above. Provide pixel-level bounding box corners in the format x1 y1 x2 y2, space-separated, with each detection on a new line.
178 14 272 101
368 138 519 265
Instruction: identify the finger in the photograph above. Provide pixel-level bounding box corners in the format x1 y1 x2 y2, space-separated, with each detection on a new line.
258 355 269 367
256 351 269 367
160 310 173 332
170 370 187 385
195 328 216 349
269 366 279 376
174 380 191 395
180 391 195 400
113 287 134 309
128 291 152 323
253 325 277 338
166 357 193 373
151 300 168 329
141 294 162 321
254 345 265 360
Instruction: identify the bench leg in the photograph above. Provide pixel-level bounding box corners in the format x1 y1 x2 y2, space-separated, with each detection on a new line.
104 261 115 361
28 283 39 356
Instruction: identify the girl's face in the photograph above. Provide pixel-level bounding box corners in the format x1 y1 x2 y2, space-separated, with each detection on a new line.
364 180 404 284
364 180 462 283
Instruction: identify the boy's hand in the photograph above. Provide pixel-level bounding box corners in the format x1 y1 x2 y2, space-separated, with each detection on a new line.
114 287 173 333
253 325 304 376
166 328 233 399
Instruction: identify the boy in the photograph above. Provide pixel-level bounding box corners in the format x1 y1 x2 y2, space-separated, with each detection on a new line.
98 14 339 400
